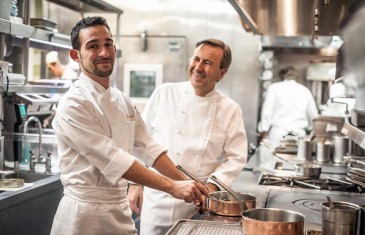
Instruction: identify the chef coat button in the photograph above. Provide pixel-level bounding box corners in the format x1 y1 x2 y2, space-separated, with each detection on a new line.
203 137 207 141
176 152 180 155
180 110 185 114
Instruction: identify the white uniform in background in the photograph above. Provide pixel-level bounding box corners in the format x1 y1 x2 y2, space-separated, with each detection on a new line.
259 80 318 146
51 73 166 235
61 67 78 79
140 82 247 235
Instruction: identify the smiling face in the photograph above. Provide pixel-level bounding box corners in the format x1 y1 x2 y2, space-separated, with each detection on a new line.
188 44 227 96
70 25 116 85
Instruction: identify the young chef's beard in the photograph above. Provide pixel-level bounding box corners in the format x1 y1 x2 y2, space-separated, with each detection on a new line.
81 63 113 78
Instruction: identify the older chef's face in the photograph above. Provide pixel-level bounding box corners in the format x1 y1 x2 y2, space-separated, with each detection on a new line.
73 25 116 79
188 44 227 96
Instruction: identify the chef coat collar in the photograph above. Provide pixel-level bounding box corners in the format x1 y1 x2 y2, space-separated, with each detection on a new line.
185 81 217 98
79 72 110 94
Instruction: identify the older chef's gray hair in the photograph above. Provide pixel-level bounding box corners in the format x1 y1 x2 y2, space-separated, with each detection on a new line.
195 39 232 69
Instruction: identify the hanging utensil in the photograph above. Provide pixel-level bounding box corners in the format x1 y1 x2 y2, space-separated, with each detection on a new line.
210 175 247 211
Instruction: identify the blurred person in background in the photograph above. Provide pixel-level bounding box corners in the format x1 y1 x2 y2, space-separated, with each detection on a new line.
258 66 318 147
128 38 247 235
46 51 79 79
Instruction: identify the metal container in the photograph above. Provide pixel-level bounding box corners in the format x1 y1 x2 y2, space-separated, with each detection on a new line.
360 204 365 235
295 163 322 178
297 138 312 161
316 141 332 163
332 135 349 163
207 191 256 217
321 201 360 235
241 208 305 235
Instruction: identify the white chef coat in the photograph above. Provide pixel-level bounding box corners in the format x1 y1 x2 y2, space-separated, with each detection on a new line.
61 67 78 79
140 82 247 235
51 73 166 235
259 80 318 146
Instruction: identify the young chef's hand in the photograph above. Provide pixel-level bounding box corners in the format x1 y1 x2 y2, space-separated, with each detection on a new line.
127 184 143 214
169 180 209 205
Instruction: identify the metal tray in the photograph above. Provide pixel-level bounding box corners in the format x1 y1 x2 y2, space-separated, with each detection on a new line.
165 219 243 235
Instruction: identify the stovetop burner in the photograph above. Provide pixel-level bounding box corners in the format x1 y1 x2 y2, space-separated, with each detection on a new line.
259 174 363 193
293 199 323 211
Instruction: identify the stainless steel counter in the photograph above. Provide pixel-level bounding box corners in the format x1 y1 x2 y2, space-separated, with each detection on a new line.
0 172 62 235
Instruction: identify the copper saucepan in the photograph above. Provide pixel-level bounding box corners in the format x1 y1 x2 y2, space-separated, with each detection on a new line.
207 191 256 216
241 208 305 235
176 166 256 216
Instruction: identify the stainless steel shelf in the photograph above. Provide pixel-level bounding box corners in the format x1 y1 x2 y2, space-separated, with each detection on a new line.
0 18 71 48
342 122 365 149
0 84 68 94
46 0 123 14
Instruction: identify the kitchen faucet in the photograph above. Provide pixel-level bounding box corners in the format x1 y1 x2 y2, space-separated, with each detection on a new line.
23 116 51 173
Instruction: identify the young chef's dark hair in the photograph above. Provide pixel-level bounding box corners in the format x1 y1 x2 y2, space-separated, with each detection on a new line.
195 39 232 69
70 16 112 50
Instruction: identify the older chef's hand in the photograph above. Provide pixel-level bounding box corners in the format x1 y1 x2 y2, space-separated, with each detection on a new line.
127 184 143 214
170 180 209 205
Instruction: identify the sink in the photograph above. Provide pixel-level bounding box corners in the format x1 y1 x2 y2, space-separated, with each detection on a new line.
4 172 53 183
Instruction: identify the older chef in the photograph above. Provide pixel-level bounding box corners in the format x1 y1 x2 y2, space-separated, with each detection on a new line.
50 16 208 235
128 38 248 235
258 66 318 147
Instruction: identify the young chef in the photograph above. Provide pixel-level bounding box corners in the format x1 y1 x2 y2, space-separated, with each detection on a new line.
128 38 248 234
258 66 318 147
50 16 208 235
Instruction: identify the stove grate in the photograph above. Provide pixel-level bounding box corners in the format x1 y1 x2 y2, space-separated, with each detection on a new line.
166 219 243 235
259 174 362 192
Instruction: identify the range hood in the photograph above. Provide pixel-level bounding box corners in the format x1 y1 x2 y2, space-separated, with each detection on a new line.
228 0 353 48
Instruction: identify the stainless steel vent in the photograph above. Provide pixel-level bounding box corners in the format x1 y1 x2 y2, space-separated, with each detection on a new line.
228 0 353 36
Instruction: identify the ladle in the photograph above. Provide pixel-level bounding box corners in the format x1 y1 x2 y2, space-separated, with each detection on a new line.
327 196 335 209
210 175 247 211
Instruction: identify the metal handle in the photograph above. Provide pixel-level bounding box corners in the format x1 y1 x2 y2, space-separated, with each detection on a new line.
176 165 202 184
294 180 321 190
327 196 335 209
210 175 247 211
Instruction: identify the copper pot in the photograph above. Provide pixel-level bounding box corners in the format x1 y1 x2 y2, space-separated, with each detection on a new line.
206 191 256 216
241 208 305 235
